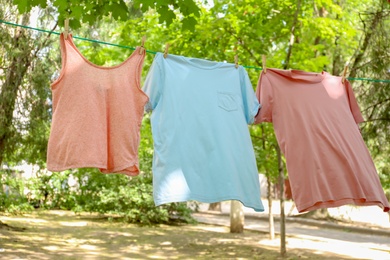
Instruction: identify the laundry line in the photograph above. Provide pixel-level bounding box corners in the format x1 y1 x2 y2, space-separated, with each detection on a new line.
1 19 390 84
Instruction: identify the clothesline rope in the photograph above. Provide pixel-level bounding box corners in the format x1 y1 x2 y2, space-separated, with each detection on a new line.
1 19 390 83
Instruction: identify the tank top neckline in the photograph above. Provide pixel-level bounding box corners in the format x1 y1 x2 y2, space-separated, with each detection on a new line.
64 33 142 70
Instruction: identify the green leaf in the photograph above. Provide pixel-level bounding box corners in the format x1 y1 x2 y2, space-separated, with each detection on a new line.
81 13 96 25
13 0 47 12
13 0 31 13
182 16 197 31
31 0 47 8
158 5 176 25
54 0 69 13
69 19 81 30
134 0 156 12
70 6 84 20
109 2 129 21
179 0 201 17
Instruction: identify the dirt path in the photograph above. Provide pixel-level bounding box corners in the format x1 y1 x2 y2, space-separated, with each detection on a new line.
194 212 390 260
0 210 353 259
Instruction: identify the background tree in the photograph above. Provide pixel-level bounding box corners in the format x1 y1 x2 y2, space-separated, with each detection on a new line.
348 0 390 195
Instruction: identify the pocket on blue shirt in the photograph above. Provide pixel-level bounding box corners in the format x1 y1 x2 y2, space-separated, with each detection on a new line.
217 92 238 112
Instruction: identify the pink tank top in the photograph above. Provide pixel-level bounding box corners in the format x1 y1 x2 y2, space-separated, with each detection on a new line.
47 33 148 176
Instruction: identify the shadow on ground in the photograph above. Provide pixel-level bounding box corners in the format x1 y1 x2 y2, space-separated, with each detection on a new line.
0 210 354 259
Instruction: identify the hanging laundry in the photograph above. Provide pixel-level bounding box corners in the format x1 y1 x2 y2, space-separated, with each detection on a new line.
255 68 390 213
47 34 148 175
143 53 264 212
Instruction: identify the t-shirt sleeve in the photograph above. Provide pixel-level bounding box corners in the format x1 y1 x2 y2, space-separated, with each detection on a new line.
142 54 164 112
345 80 364 124
239 67 261 124
254 71 273 124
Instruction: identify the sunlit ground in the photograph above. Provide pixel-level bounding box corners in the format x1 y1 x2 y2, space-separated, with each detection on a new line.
0 210 362 259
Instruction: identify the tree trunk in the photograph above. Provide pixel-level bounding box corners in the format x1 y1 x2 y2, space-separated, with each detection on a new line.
277 146 286 257
208 202 221 212
230 200 244 233
267 177 275 239
349 2 384 79
284 0 301 69
262 125 275 239
278 0 301 256
0 14 31 166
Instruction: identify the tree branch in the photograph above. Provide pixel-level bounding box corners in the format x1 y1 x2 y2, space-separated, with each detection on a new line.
224 28 262 67
363 118 390 122
284 0 301 70
32 21 58 59
349 1 384 78
362 98 390 112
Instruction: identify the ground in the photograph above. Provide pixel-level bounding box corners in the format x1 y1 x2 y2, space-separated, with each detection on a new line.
0 210 353 260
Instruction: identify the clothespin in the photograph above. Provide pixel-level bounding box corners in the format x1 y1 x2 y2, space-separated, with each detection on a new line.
64 18 69 39
139 35 146 55
163 43 170 58
234 55 239 69
342 63 348 84
262 55 267 73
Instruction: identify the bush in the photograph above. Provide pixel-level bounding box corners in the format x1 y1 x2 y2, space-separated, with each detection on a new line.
1 167 195 224
0 170 34 214
71 169 195 225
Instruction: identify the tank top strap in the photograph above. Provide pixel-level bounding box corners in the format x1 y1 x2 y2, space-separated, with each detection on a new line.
58 33 67 68
63 33 87 64
132 46 146 91
136 46 146 67
50 33 70 88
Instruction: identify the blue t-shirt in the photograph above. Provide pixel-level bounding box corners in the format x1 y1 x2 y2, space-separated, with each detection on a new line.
143 53 264 212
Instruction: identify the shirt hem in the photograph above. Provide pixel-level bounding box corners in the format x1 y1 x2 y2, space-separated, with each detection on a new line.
47 162 140 176
296 197 390 213
154 194 264 212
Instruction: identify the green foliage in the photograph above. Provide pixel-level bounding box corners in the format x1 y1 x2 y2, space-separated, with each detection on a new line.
73 170 193 224
250 125 279 183
351 0 390 194
0 2 54 167
134 0 200 30
22 168 195 225
0 170 34 214
13 0 201 31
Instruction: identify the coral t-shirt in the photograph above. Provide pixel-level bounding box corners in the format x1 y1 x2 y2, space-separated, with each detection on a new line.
47 34 148 175
255 68 389 212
